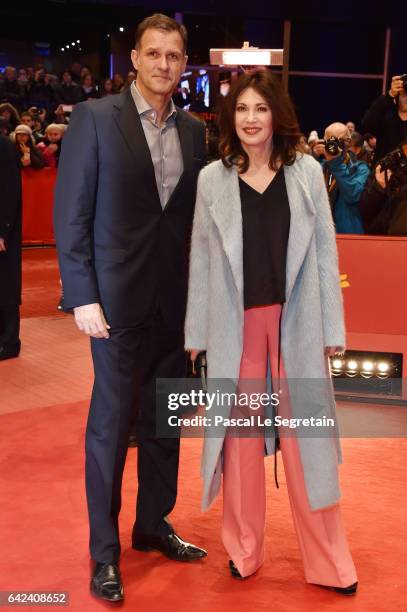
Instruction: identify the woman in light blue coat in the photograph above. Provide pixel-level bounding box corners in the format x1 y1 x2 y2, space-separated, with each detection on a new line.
185 71 357 594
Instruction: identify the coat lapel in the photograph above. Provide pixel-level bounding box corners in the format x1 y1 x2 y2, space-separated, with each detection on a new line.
283 159 316 302
208 165 244 297
112 89 161 210
208 157 316 307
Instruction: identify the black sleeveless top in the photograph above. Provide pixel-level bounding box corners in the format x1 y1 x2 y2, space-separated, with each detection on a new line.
239 166 290 310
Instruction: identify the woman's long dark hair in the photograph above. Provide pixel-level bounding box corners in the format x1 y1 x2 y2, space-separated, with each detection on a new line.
218 70 302 172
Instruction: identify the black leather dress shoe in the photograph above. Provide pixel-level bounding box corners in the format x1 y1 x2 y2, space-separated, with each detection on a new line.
128 434 138 448
90 563 124 602
0 345 20 361
132 532 207 562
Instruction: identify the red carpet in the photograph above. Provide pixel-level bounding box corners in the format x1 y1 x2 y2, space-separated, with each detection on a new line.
0 248 406 610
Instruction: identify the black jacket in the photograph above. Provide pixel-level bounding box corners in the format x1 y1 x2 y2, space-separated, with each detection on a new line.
0 78 24 111
0 136 22 305
54 89 206 329
362 93 407 162
360 172 407 235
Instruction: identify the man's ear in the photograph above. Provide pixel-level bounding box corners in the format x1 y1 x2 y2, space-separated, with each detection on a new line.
130 48 139 71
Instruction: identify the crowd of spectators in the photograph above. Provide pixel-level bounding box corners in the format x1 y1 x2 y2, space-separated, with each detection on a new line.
1 61 406 234
302 74 407 235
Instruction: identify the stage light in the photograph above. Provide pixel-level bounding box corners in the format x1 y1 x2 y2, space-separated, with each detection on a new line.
210 42 283 67
66 44 70 48
377 362 390 373
77 40 80 43
345 360 358 378
71 42 76 46
331 358 344 377
360 360 374 379
119 27 124 32
61 47 65 51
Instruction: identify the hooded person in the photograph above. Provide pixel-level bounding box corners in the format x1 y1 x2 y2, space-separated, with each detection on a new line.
10 124 45 169
37 123 65 167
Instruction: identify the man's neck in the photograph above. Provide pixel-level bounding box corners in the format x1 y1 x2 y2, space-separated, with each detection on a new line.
136 80 172 126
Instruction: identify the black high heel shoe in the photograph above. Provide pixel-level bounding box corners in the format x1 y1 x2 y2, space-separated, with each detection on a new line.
332 581 358 595
229 560 245 579
315 581 358 595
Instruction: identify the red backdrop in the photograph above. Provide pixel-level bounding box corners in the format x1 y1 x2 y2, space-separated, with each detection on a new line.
21 170 407 390
22 167 57 246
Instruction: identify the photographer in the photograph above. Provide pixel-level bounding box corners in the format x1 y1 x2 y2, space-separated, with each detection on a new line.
312 122 370 233
362 74 407 161
359 142 407 235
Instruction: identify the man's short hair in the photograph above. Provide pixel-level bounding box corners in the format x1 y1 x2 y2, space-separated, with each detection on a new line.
350 132 364 148
135 13 187 54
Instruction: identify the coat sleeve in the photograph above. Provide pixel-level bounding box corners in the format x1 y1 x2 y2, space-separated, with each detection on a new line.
325 155 370 205
184 169 210 350
53 102 100 310
359 174 387 229
311 160 346 350
362 93 395 137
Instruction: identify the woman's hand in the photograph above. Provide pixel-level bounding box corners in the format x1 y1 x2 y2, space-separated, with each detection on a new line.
324 346 344 358
188 349 201 361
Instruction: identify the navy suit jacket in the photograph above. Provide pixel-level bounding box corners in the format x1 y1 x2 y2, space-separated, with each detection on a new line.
54 88 206 329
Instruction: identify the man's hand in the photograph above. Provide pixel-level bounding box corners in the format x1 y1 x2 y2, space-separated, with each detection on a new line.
375 164 392 190
46 144 58 153
312 141 326 159
73 303 111 338
389 75 404 98
0 237 6 252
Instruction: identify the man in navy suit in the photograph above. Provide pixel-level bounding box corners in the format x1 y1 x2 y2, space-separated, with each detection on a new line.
54 14 207 603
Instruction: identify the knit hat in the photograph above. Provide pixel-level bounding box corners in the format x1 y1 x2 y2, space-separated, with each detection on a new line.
308 130 319 144
14 124 33 136
45 123 65 134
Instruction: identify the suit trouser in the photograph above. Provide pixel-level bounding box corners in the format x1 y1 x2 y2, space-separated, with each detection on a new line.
86 316 185 564
0 304 20 348
222 304 357 586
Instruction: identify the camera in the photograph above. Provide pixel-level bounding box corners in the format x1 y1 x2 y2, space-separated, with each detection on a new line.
324 136 343 156
401 74 407 91
378 143 407 172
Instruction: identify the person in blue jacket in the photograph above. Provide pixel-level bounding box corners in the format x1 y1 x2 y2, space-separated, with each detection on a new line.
312 122 370 234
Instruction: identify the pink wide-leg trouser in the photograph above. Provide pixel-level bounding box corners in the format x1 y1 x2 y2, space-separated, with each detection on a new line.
222 304 357 587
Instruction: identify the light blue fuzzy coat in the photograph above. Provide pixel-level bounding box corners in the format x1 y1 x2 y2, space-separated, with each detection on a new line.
184 153 346 511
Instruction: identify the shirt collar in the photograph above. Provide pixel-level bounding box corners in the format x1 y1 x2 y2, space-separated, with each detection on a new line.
131 80 177 124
